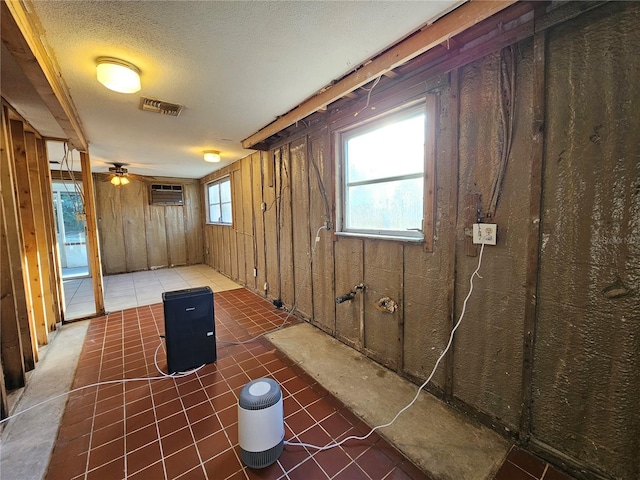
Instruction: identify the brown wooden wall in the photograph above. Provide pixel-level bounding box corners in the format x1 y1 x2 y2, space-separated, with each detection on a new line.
94 174 203 275
201 4 640 479
1 104 64 417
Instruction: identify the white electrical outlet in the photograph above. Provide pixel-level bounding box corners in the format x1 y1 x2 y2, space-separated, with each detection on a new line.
472 223 497 245
253 268 258 277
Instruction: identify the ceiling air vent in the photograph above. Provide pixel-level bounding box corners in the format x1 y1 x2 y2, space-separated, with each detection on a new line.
139 97 183 117
150 184 184 206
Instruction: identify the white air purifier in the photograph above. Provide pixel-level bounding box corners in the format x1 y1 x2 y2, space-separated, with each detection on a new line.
238 377 284 468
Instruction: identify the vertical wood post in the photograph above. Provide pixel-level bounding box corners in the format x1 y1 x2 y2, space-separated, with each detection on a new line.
423 94 437 252
24 132 56 331
79 151 105 315
1 200 26 389
9 118 48 345
444 68 461 398
37 138 63 324
520 30 547 438
1 107 37 367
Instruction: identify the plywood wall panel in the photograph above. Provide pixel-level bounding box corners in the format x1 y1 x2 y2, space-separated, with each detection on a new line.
208 226 218 270
402 84 456 391
95 177 127 274
184 182 203 265
263 152 279 299
289 137 312 318
334 237 363 346
453 45 533 429
225 227 235 280
309 129 335 334
145 205 168 269
278 146 295 307
120 179 148 272
95 174 203 273
241 158 256 289
252 152 267 293
232 166 246 286
363 240 403 370
532 6 640 478
402 243 449 389
165 206 187 267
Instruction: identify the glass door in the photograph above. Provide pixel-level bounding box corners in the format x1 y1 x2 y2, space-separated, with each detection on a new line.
52 181 89 279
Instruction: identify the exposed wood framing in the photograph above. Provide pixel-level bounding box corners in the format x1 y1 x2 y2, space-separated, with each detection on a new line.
444 68 461 399
423 94 438 252
9 118 48 345
37 137 63 323
520 30 546 438
24 131 56 331
0 106 37 367
1 199 26 389
242 0 517 149
80 151 105 316
1 1 87 151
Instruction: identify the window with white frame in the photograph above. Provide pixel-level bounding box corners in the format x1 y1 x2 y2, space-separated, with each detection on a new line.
207 176 232 225
337 99 435 242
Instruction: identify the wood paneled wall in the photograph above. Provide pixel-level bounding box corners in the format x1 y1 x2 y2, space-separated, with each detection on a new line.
201 4 640 479
1 104 64 415
94 174 203 275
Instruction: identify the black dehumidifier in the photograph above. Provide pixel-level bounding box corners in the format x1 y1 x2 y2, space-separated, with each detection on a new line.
162 286 217 373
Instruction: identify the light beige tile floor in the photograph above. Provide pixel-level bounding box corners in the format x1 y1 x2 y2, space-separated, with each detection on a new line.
63 264 241 320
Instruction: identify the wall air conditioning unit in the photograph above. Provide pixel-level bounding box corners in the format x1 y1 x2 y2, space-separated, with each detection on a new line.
150 184 184 206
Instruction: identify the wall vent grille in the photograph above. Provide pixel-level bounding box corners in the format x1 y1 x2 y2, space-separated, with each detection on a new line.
139 97 183 117
150 184 184 206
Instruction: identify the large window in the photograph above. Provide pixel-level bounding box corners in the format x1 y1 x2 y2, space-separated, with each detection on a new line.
207 176 232 225
337 99 435 243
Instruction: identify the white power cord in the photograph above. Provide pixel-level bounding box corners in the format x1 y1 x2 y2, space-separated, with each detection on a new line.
284 241 488 453
0 340 203 426
2 223 330 425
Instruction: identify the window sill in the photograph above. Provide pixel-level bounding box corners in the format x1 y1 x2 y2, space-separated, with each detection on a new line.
334 231 424 243
206 222 233 226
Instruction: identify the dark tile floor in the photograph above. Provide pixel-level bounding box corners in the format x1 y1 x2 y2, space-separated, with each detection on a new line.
45 287 576 480
46 289 428 480
494 447 575 480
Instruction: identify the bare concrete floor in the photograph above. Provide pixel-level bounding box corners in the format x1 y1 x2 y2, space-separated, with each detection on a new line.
267 322 510 480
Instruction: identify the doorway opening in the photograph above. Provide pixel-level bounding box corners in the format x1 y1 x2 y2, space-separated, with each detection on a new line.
52 180 89 280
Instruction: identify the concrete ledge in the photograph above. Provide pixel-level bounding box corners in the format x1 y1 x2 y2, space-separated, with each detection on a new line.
0 321 90 480
267 322 509 480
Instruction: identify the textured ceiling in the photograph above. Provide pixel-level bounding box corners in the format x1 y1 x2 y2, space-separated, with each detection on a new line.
26 0 462 178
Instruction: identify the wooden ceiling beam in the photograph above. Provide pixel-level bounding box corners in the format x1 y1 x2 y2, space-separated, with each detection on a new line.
242 0 517 149
1 1 87 151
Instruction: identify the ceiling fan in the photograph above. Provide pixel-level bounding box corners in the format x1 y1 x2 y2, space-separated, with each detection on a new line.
108 162 130 186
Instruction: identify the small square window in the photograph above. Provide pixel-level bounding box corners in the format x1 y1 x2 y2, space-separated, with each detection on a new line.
207 176 232 225
336 98 435 244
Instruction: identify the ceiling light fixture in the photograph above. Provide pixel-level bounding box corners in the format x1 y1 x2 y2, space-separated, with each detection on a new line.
96 57 141 94
203 150 221 163
110 175 130 186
